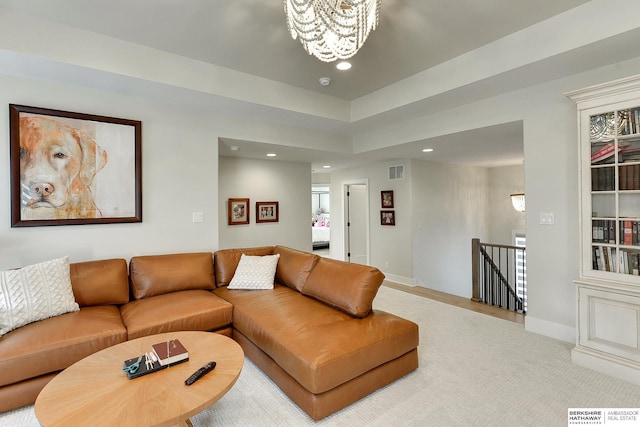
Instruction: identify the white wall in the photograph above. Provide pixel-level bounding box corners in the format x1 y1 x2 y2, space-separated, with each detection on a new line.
347 56 640 341
521 82 580 341
0 77 316 271
411 160 490 297
326 158 493 298
218 156 311 251
312 173 331 185
328 160 414 282
4 12 640 345
489 165 526 245
324 160 519 298
0 74 219 268
329 56 640 340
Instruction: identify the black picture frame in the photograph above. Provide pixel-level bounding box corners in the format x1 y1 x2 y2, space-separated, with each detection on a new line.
10 104 142 227
381 210 395 226
381 190 394 208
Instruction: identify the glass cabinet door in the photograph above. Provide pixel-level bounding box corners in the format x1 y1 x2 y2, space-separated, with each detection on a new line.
589 107 640 275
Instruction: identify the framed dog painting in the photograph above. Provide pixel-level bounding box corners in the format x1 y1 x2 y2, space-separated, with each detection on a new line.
9 104 142 227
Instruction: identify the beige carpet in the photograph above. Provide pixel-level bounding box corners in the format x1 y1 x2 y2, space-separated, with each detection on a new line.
2 286 640 426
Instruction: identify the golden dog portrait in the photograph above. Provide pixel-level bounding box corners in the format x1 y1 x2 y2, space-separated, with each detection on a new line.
19 116 108 220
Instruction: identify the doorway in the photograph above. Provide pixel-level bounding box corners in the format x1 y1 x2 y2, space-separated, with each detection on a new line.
312 185 330 256
344 181 369 265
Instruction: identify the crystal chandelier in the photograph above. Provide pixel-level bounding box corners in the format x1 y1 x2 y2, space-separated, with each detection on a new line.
283 0 381 62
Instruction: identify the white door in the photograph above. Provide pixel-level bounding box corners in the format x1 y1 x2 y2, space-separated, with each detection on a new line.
345 183 368 265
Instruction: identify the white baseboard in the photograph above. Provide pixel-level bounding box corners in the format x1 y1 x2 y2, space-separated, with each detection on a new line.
382 273 415 287
525 316 575 343
572 346 640 386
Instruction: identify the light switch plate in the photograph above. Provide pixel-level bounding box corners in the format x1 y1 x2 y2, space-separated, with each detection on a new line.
192 212 204 223
539 212 554 225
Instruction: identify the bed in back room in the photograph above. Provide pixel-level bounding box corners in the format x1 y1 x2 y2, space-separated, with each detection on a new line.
312 214 330 249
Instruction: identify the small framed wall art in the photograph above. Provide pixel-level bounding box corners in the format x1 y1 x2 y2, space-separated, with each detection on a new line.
228 198 250 225
381 190 394 208
256 201 279 223
381 210 395 226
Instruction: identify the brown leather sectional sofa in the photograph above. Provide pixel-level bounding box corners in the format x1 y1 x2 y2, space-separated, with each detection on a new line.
0 246 419 420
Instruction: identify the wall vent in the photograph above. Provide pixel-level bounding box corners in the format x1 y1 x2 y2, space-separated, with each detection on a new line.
388 165 404 180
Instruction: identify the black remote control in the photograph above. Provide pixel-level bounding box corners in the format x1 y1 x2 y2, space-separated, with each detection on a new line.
185 361 216 386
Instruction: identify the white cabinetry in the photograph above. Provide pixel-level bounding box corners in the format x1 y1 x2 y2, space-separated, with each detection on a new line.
568 75 640 385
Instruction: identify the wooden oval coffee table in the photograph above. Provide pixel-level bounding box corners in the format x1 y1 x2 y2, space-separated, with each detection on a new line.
35 331 244 427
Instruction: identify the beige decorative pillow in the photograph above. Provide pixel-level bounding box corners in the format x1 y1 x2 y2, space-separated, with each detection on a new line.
229 254 280 290
0 256 79 336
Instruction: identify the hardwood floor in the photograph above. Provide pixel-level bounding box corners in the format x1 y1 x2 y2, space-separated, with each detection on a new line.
382 281 525 324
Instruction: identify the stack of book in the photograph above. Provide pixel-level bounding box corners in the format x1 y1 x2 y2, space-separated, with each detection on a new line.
592 219 616 244
591 143 618 164
617 249 640 275
622 108 640 136
620 220 640 247
619 164 640 190
122 339 189 379
591 167 615 191
620 146 640 162
591 142 633 164
151 339 189 366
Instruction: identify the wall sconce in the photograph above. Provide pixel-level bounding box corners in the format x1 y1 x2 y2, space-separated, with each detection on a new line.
510 193 525 213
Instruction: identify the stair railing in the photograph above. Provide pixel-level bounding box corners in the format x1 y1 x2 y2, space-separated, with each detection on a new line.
471 238 527 313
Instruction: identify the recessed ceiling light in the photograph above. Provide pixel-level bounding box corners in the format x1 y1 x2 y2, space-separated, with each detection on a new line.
319 77 331 86
336 61 352 71
266 153 277 157
422 148 434 153
230 145 239 151
323 165 331 169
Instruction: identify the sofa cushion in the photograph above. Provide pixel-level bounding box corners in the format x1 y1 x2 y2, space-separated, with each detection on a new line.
0 305 127 387
0 256 79 337
129 252 215 299
273 246 320 292
214 247 275 287
119 289 233 340
70 259 129 306
214 285 419 394
229 254 280 290
302 257 385 317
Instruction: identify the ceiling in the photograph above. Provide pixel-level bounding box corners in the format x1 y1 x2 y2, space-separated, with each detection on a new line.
0 0 596 171
220 120 525 172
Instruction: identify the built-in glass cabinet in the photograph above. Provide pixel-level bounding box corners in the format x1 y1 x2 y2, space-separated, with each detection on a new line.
589 107 640 278
568 74 640 386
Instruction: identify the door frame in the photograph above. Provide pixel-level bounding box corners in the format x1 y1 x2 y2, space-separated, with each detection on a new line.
342 179 370 264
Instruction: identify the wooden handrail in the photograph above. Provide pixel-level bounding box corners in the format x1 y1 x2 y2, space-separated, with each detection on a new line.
479 245 524 306
471 238 527 313
478 242 522 250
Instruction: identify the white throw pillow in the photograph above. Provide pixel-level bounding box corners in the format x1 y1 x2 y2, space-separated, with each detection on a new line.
0 256 79 336
228 254 280 290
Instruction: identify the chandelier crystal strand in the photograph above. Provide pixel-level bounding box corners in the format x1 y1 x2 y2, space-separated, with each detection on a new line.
283 0 381 62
